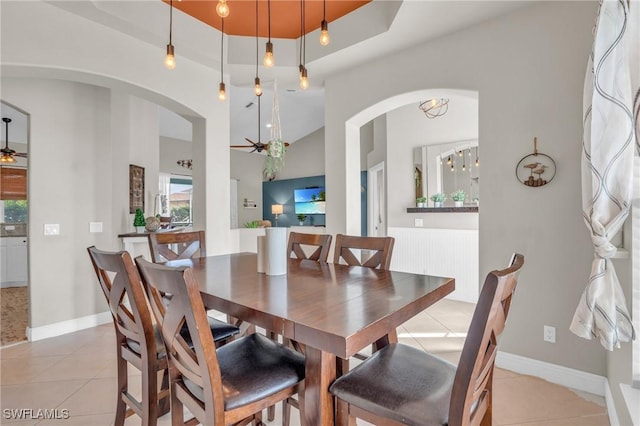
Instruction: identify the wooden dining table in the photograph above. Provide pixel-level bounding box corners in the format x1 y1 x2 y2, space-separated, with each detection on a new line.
166 252 454 426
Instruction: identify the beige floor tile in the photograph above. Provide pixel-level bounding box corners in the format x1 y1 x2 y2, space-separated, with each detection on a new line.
59 378 118 417
0 355 66 385
37 413 114 426
412 335 466 354
35 353 113 382
493 375 607 425
0 380 87 422
503 413 610 426
433 351 462 365
494 367 521 379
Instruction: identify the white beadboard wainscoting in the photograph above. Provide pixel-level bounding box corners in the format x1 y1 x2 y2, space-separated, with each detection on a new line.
388 227 479 303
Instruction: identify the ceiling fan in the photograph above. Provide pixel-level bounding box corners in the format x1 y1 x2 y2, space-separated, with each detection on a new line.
229 96 289 153
1 117 27 164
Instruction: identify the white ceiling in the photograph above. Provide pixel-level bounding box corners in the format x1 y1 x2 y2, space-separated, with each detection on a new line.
3 1 533 148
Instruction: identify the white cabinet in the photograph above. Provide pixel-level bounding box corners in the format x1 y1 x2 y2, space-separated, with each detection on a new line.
0 237 28 285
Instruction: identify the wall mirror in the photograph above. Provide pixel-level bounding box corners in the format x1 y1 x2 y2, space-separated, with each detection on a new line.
414 139 479 203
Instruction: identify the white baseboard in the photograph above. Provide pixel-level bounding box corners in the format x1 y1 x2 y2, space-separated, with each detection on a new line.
496 351 606 396
605 380 620 426
27 311 111 342
1 281 28 288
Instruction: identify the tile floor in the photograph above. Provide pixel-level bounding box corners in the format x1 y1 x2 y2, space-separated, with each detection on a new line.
0 300 609 425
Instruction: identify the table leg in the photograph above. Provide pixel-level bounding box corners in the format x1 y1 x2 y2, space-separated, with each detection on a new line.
301 347 336 426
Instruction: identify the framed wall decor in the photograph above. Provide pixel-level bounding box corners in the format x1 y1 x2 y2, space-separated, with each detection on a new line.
129 164 145 213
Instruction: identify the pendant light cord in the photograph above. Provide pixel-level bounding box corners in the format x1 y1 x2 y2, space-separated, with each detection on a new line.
220 18 224 79
267 0 271 42
255 0 259 78
169 0 173 45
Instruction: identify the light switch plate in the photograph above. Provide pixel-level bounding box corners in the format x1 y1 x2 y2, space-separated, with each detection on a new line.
44 224 60 236
89 222 103 233
414 218 424 227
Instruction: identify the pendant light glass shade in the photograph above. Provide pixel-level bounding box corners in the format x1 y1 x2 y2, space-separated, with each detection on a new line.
255 77 263 96
164 44 176 70
218 82 226 101
263 41 274 67
216 0 230 18
164 0 176 70
320 20 330 46
299 67 309 90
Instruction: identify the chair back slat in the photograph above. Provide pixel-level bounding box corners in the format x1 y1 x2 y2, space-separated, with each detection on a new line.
88 247 154 354
287 232 332 262
333 234 395 270
136 257 226 420
449 253 524 426
148 231 206 263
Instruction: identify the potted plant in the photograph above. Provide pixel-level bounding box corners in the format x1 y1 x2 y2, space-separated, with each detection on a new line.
296 214 307 226
430 193 446 207
451 189 466 207
133 208 146 233
416 196 427 208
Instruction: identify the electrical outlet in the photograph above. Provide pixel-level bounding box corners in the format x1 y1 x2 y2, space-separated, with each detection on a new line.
414 218 424 227
89 222 103 233
44 224 60 236
543 325 556 343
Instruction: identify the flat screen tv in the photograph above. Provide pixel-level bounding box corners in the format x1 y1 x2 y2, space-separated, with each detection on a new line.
294 187 326 215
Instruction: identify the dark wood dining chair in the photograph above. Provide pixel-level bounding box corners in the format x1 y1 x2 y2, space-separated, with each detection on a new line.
148 230 206 263
329 253 525 426
287 231 333 262
135 257 306 426
333 234 396 375
148 229 241 345
87 246 170 426
333 234 395 270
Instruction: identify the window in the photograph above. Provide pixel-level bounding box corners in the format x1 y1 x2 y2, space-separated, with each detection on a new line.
2 200 27 223
169 177 192 227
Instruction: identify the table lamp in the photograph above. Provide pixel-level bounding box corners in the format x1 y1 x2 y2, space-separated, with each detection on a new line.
271 204 283 227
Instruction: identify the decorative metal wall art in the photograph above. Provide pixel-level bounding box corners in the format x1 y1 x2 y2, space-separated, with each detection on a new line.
516 137 556 187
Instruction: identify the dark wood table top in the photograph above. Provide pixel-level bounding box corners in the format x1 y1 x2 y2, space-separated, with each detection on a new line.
166 252 455 359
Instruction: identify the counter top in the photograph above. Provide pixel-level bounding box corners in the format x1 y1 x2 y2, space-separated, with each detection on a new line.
118 227 189 238
407 206 479 213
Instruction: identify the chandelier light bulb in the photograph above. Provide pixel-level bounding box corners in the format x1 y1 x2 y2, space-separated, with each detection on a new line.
0 154 16 164
218 82 226 101
451 165 455 172
216 0 230 18
254 77 262 96
320 20 330 46
300 67 309 90
263 42 274 67
458 150 463 157
447 156 452 165
164 44 176 70
475 158 479 167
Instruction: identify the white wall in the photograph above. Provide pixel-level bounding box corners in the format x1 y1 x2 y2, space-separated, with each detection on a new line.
275 127 325 180
324 1 606 378
2 79 115 327
160 136 193 177
230 149 266 226
1 0 231 330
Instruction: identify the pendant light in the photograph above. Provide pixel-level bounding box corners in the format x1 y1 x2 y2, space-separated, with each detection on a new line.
218 17 226 101
1 118 17 164
447 155 452 165
462 151 466 171
319 0 330 46
299 0 309 90
164 0 176 70
216 0 230 18
475 147 479 167
263 0 274 67
254 0 262 96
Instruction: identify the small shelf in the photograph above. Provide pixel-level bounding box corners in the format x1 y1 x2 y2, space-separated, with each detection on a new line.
407 206 479 213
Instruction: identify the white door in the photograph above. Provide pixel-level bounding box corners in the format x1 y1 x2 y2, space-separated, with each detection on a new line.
368 162 386 237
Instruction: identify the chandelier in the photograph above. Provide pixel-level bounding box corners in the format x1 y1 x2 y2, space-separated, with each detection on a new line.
419 98 449 119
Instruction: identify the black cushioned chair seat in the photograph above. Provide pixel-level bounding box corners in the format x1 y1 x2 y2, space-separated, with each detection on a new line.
183 333 305 411
127 316 239 356
329 343 456 426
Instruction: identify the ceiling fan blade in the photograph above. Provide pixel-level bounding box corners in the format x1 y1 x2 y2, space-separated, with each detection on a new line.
230 145 252 148
14 153 27 158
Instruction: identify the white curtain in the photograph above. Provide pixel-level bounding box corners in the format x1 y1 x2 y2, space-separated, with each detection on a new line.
156 173 171 216
570 0 639 350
